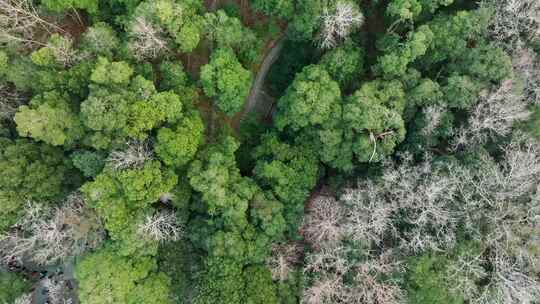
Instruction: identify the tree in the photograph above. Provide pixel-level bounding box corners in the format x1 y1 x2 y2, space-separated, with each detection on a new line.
188 136 257 230
319 40 365 88
252 0 294 20
200 48 252 116
75 245 173 304
0 138 69 232
0 194 105 266
155 110 204 168
318 1 364 49
41 0 99 13
0 270 30 304
342 80 406 162
90 57 134 85
14 91 83 146
134 0 205 53
275 65 341 131
204 10 259 63
244 266 279 304
79 22 120 58
128 16 169 61
253 134 320 235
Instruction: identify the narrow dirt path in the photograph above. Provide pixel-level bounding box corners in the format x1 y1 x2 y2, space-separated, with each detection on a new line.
240 35 286 120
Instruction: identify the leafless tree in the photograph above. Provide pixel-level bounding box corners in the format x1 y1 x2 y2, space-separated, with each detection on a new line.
342 156 458 253
0 83 27 121
128 16 169 61
319 1 364 49
302 274 348 304
484 0 540 51
42 277 74 304
266 242 302 282
0 194 105 266
107 140 153 170
0 0 63 48
453 78 531 149
347 251 405 304
13 293 32 304
302 196 344 245
421 105 450 137
304 244 351 276
137 210 183 243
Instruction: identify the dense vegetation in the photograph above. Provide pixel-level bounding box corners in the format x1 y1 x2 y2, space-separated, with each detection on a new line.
0 0 539 303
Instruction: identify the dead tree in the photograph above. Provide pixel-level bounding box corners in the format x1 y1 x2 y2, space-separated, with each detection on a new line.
319 1 364 49
128 16 169 61
136 210 183 243
106 140 153 171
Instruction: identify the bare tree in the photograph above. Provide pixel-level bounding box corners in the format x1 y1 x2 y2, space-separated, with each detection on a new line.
453 78 531 148
484 0 540 51
304 244 351 276
0 83 27 121
107 141 153 170
0 194 105 266
319 1 364 49
302 196 344 245
342 156 458 253
266 242 302 282
128 16 169 61
347 251 405 304
302 275 348 304
13 293 32 304
0 0 63 48
136 210 183 243
42 277 74 304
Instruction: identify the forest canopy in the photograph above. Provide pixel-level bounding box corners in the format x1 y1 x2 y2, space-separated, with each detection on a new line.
0 0 539 303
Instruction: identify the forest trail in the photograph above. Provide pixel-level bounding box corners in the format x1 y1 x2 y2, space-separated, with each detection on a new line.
240 35 286 121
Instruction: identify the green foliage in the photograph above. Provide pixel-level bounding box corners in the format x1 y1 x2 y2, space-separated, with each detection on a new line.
0 51 8 78
91 57 134 85
14 91 83 146
0 270 31 303
442 74 482 109
406 252 465 304
319 40 365 88
70 150 106 178
252 0 295 19
81 161 177 253
200 48 252 116
189 136 257 229
244 266 279 304
342 80 407 162
75 245 173 304
275 65 341 131
155 110 205 168
204 10 259 64
80 22 120 58
376 25 434 77
387 0 422 20
42 0 99 13
194 257 246 304
0 139 69 231
134 0 205 53
159 61 188 91
253 134 320 235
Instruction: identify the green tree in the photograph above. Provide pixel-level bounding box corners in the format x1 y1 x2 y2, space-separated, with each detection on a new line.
0 270 31 304
42 0 99 13
319 40 365 88
70 150 106 178
275 65 341 131
155 110 204 168
200 48 252 116
14 91 83 146
244 266 279 304
0 139 69 231
252 0 294 19
75 245 173 304
253 134 320 235
80 22 120 58
342 80 407 162
90 57 134 86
